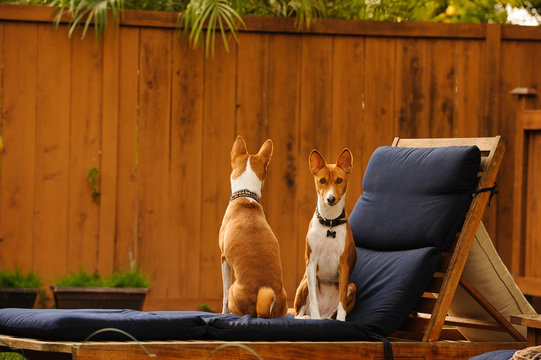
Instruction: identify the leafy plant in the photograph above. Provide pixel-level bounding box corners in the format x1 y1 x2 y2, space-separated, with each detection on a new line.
87 167 101 204
198 303 212 312
0 270 42 289
54 268 150 288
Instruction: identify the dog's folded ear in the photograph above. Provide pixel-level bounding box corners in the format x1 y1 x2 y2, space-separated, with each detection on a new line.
309 150 326 175
257 139 273 165
336 149 353 174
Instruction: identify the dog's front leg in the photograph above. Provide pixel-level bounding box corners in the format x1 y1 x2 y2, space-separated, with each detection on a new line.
306 260 320 319
336 262 350 321
221 258 232 314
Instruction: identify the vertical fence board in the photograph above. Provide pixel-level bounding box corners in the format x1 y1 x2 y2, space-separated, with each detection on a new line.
138 28 172 301
0 23 37 270
456 40 482 138
427 40 458 138
115 27 139 272
525 133 541 278
33 25 71 282
169 37 204 302
496 40 522 266
236 33 269 146
67 32 102 272
265 34 301 303
363 38 395 168
395 38 429 139
200 39 237 301
331 36 365 213
98 26 120 276
297 35 334 278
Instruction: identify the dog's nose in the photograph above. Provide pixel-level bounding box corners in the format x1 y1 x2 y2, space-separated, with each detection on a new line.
327 196 336 205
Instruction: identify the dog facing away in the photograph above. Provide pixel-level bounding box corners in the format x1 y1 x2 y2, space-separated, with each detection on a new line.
294 148 357 321
219 135 288 318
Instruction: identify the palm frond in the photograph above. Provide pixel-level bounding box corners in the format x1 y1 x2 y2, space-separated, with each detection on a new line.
182 0 245 56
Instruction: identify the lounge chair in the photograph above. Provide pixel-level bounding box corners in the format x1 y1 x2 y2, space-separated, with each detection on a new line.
0 136 530 360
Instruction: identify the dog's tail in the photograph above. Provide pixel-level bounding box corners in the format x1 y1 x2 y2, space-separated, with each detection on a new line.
256 286 276 318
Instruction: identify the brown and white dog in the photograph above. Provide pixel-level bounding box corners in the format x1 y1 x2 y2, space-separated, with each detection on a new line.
219 135 288 318
294 149 357 321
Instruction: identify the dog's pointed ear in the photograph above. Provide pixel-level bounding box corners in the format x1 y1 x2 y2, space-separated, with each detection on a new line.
336 148 352 174
231 135 248 161
309 150 326 175
257 139 273 165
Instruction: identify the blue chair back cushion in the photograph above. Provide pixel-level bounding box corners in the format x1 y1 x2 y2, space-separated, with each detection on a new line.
350 145 481 251
347 246 441 336
468 350 517 360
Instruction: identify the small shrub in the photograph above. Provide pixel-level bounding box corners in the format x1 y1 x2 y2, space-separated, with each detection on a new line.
55 268 150 288
0 270 42 289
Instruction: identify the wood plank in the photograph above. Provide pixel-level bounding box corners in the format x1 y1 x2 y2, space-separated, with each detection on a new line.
169 36 204 302
114 27 139 272
98 24 120 276
331 36 365 214
456 40 482 137
427 39 457 138
137 28 172 301
33 24 72 284
0 23 37 270
516 277 541 297
235 32 269 146
395 38 429 139
297 34 334 278
199 37 237 301
525 133 541 279
265 33 301 304
67 30 102 273
363 37 395 176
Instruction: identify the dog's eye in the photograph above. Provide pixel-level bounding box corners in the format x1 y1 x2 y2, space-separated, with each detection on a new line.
319 178 326 184
336 178 343 184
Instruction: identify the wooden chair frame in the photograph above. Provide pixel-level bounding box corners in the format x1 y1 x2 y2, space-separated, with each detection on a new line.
0 136 527 360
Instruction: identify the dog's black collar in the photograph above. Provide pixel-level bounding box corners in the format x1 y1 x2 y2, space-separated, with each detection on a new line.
230 189 260 203
315 207 347 228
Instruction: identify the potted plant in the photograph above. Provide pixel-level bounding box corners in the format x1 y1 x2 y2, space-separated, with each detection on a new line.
0 269 42 308
51 268 150 310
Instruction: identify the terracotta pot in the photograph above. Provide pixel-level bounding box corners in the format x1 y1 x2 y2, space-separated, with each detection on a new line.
0 288 39 308
51 286 148 310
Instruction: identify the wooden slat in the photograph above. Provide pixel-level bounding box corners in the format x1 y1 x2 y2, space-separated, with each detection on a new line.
137 28 172 299
114 26 139 272
0 23 37 270
33 24 72 284
459 276 525 341
456 40 482 137
98 24 120 276
67 30 102 272
395 38 429 139
199 38 237 300
362 37 396 170
297 34 333 279
169 36 204 300
266 33 302 303
516 277 541 297
331 35 365 214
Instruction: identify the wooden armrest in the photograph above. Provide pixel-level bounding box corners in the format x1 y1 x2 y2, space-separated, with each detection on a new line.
511 314 541 346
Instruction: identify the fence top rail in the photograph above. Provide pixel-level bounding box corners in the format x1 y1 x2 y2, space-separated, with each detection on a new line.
0 3 540 40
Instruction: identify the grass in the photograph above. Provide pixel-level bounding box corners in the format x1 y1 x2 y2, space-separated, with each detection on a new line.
0 353 26 360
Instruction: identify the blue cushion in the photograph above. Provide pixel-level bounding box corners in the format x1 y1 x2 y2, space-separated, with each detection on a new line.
347 246 441 336
0 308 381 342
469 350 517 360
350 146 480 251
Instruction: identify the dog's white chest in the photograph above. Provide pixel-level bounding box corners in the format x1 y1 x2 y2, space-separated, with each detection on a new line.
307 217 346 282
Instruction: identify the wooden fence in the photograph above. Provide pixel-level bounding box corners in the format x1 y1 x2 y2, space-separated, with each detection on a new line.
0 4 540 310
